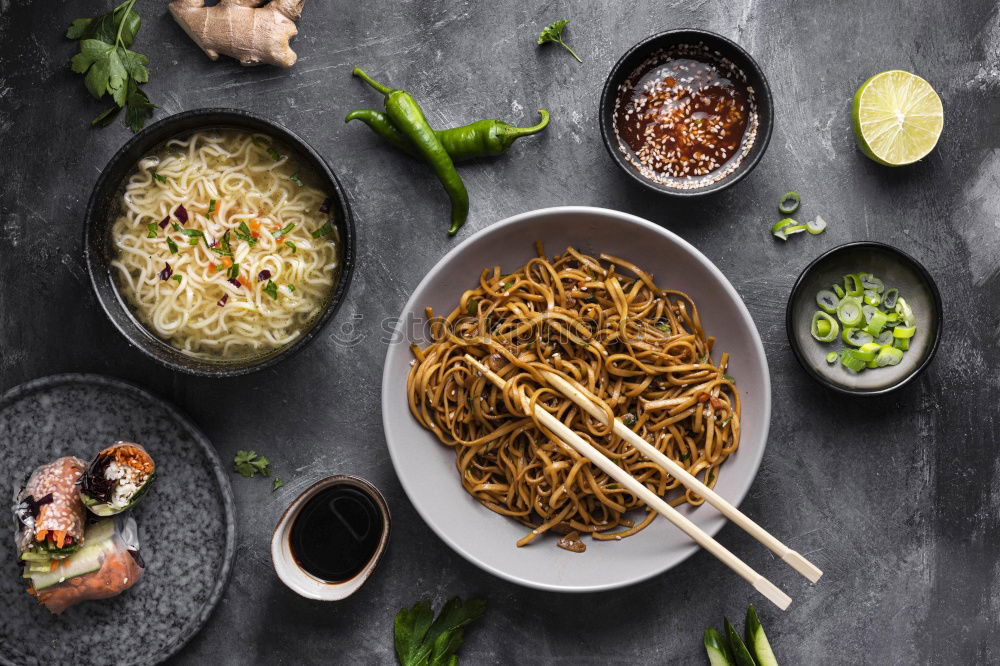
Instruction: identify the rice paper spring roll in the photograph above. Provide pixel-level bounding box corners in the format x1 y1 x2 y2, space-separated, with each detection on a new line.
79 442 155 516
27 516 145 615
13 456 88 560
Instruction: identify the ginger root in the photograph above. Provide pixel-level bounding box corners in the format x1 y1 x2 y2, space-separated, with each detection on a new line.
169 0 307 68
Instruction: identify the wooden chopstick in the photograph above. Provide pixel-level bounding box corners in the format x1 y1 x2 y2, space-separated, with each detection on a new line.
538 369 823 584
464 355 792 611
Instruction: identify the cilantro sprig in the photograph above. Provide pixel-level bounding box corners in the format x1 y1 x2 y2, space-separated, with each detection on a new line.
394 597 486 666
233 450 285 492
537 19 582 63
67 0 155 132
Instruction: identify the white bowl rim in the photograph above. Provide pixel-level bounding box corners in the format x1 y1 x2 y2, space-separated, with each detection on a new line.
380 205 771 592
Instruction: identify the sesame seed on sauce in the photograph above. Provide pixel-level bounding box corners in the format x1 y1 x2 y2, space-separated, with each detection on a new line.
613 44 758 189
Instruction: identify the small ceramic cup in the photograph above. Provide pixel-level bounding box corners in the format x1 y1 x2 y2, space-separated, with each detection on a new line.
271 475 390 600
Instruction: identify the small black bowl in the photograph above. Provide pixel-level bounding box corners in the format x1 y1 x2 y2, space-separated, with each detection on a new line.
84 108 355 377
599 29 773 196
786 242 942 396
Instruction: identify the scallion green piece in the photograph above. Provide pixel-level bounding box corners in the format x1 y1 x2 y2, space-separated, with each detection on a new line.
843 273 864 297
892 325 916 339
811 311 839 342
863 289 881 306
778 191 801 214
825 351 838 364
840 349 867 371
853 342 882 362
895 297 915 326
832 283 845 299
816 289 839 314
861 274 884 292
876 330 894 346
893 337 910 351
865 310 888 336
882 288 899 309
842 327 874 346
837 298 863 326
875 345 904 367
806 215 827 235
771 218 794 240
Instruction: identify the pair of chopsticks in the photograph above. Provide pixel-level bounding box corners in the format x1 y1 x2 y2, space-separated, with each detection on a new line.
464 354 821 610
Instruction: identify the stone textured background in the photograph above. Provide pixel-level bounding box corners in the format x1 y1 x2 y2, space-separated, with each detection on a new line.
1 1 998 664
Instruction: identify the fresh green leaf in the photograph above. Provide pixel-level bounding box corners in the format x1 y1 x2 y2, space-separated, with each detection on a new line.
123 79 155 132
537 19 582 63
227 263 240 281
172 274 183 283
272 477 284 491
117 47 148 82
263 280 278 299
233 450 271 478
91 105 121 127
66 18 93 40
166 237 178 254
284 240 298 254
273 222 295 239
394 597 485 666
290 172 304 187
311 221 333 239
236 221 258 246
150 169 167 184
146 222 157 238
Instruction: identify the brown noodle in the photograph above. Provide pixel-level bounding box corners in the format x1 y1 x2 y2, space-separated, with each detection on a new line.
406 245 741 549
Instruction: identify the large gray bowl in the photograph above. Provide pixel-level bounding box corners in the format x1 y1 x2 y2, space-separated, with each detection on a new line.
381 206 771 592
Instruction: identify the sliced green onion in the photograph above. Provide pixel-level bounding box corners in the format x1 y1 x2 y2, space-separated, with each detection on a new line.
778 191 801 214
876 330 894 346
893 337 910 351
825 351 838 364
842 327 873 346
862 304 879 323
840 349 867 372
882 288 899 309
806 215 827 235
895 297 915 326
290 172 304 187
863 289 882 306
884 312 900 324
832 284 845 299
875 345 904 367
811 311 839 342
892 325 916 339
853 342 882 362
784 224 808 235
166 237 179 254
865 310 888 336
843 273 864 296
816 289 839 314
837 298 863 326
861 274 884 292
771 218 794 240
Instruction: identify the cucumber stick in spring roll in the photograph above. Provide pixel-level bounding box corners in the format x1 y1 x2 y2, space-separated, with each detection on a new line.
80 441 155 516
14 456 88 560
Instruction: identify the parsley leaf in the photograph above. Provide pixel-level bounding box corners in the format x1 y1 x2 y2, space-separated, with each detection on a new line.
537 19 582 63
172 274 182 283
263 280 278 299
394 597 486 666
236 221 257 246
166 237 178 254
67 0 155 132
233 450 271 478
272 477 284 491
146 222 157 238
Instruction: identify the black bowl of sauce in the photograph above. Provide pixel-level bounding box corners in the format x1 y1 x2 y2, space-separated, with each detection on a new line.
271 475 390 600
600 30 773 196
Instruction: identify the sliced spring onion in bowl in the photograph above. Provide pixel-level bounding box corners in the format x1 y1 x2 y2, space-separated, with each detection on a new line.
815 289 839 314
837 298 863 326
842 327 873 346
882 288 899 309
810 311 839 342
875 345 904 366
825 351 838 364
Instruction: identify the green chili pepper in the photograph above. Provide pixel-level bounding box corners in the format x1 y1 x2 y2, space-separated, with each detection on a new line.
352 68 469 235
345 109 550 161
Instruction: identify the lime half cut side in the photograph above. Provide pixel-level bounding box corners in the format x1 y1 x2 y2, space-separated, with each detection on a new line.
851 70 944 166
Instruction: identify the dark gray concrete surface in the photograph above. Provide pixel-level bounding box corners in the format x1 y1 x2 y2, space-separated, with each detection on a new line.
1 1 998 664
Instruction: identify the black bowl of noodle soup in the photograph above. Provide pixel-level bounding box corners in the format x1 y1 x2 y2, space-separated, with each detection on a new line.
84 109 355 376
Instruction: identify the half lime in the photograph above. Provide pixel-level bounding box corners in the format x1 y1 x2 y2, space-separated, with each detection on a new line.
851 70 943 166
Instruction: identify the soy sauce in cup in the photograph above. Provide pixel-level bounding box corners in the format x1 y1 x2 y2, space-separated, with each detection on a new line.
289 485 384 583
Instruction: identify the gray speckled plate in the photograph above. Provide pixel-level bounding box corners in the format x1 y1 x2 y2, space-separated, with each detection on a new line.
0 375 236 666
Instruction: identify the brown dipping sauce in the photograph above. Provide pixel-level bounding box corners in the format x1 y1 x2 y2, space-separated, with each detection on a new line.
290 485 383 582
614 44 757 188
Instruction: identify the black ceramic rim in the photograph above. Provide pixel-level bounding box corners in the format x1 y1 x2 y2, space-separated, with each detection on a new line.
598 29 774 197
83 108 356 377
0 373 236 666
785 241 944 396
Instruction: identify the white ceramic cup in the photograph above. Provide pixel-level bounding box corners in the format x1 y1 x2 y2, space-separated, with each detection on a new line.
271 475 391 600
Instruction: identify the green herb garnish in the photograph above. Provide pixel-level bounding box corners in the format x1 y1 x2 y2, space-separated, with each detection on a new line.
172 274 182 283
166 237 178 254
263 280 278 299
146 222 157 238
150 169 167 184
394 597 486 666
272 477 284 491
236 221 257 246
287 284 295 292
227 263 240 281
273 222 295 239
467 298 479 315
311 221 333 239
289 172 304 187
207 199 216 215
284 240 297 254
67 0 155 132
233 450 270 478
537 19 582 63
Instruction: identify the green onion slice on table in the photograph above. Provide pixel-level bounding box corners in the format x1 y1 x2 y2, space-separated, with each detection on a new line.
816 289 839 314
837 298 863 326
810 311 839 342
778 191 801 214
806 215 827 234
